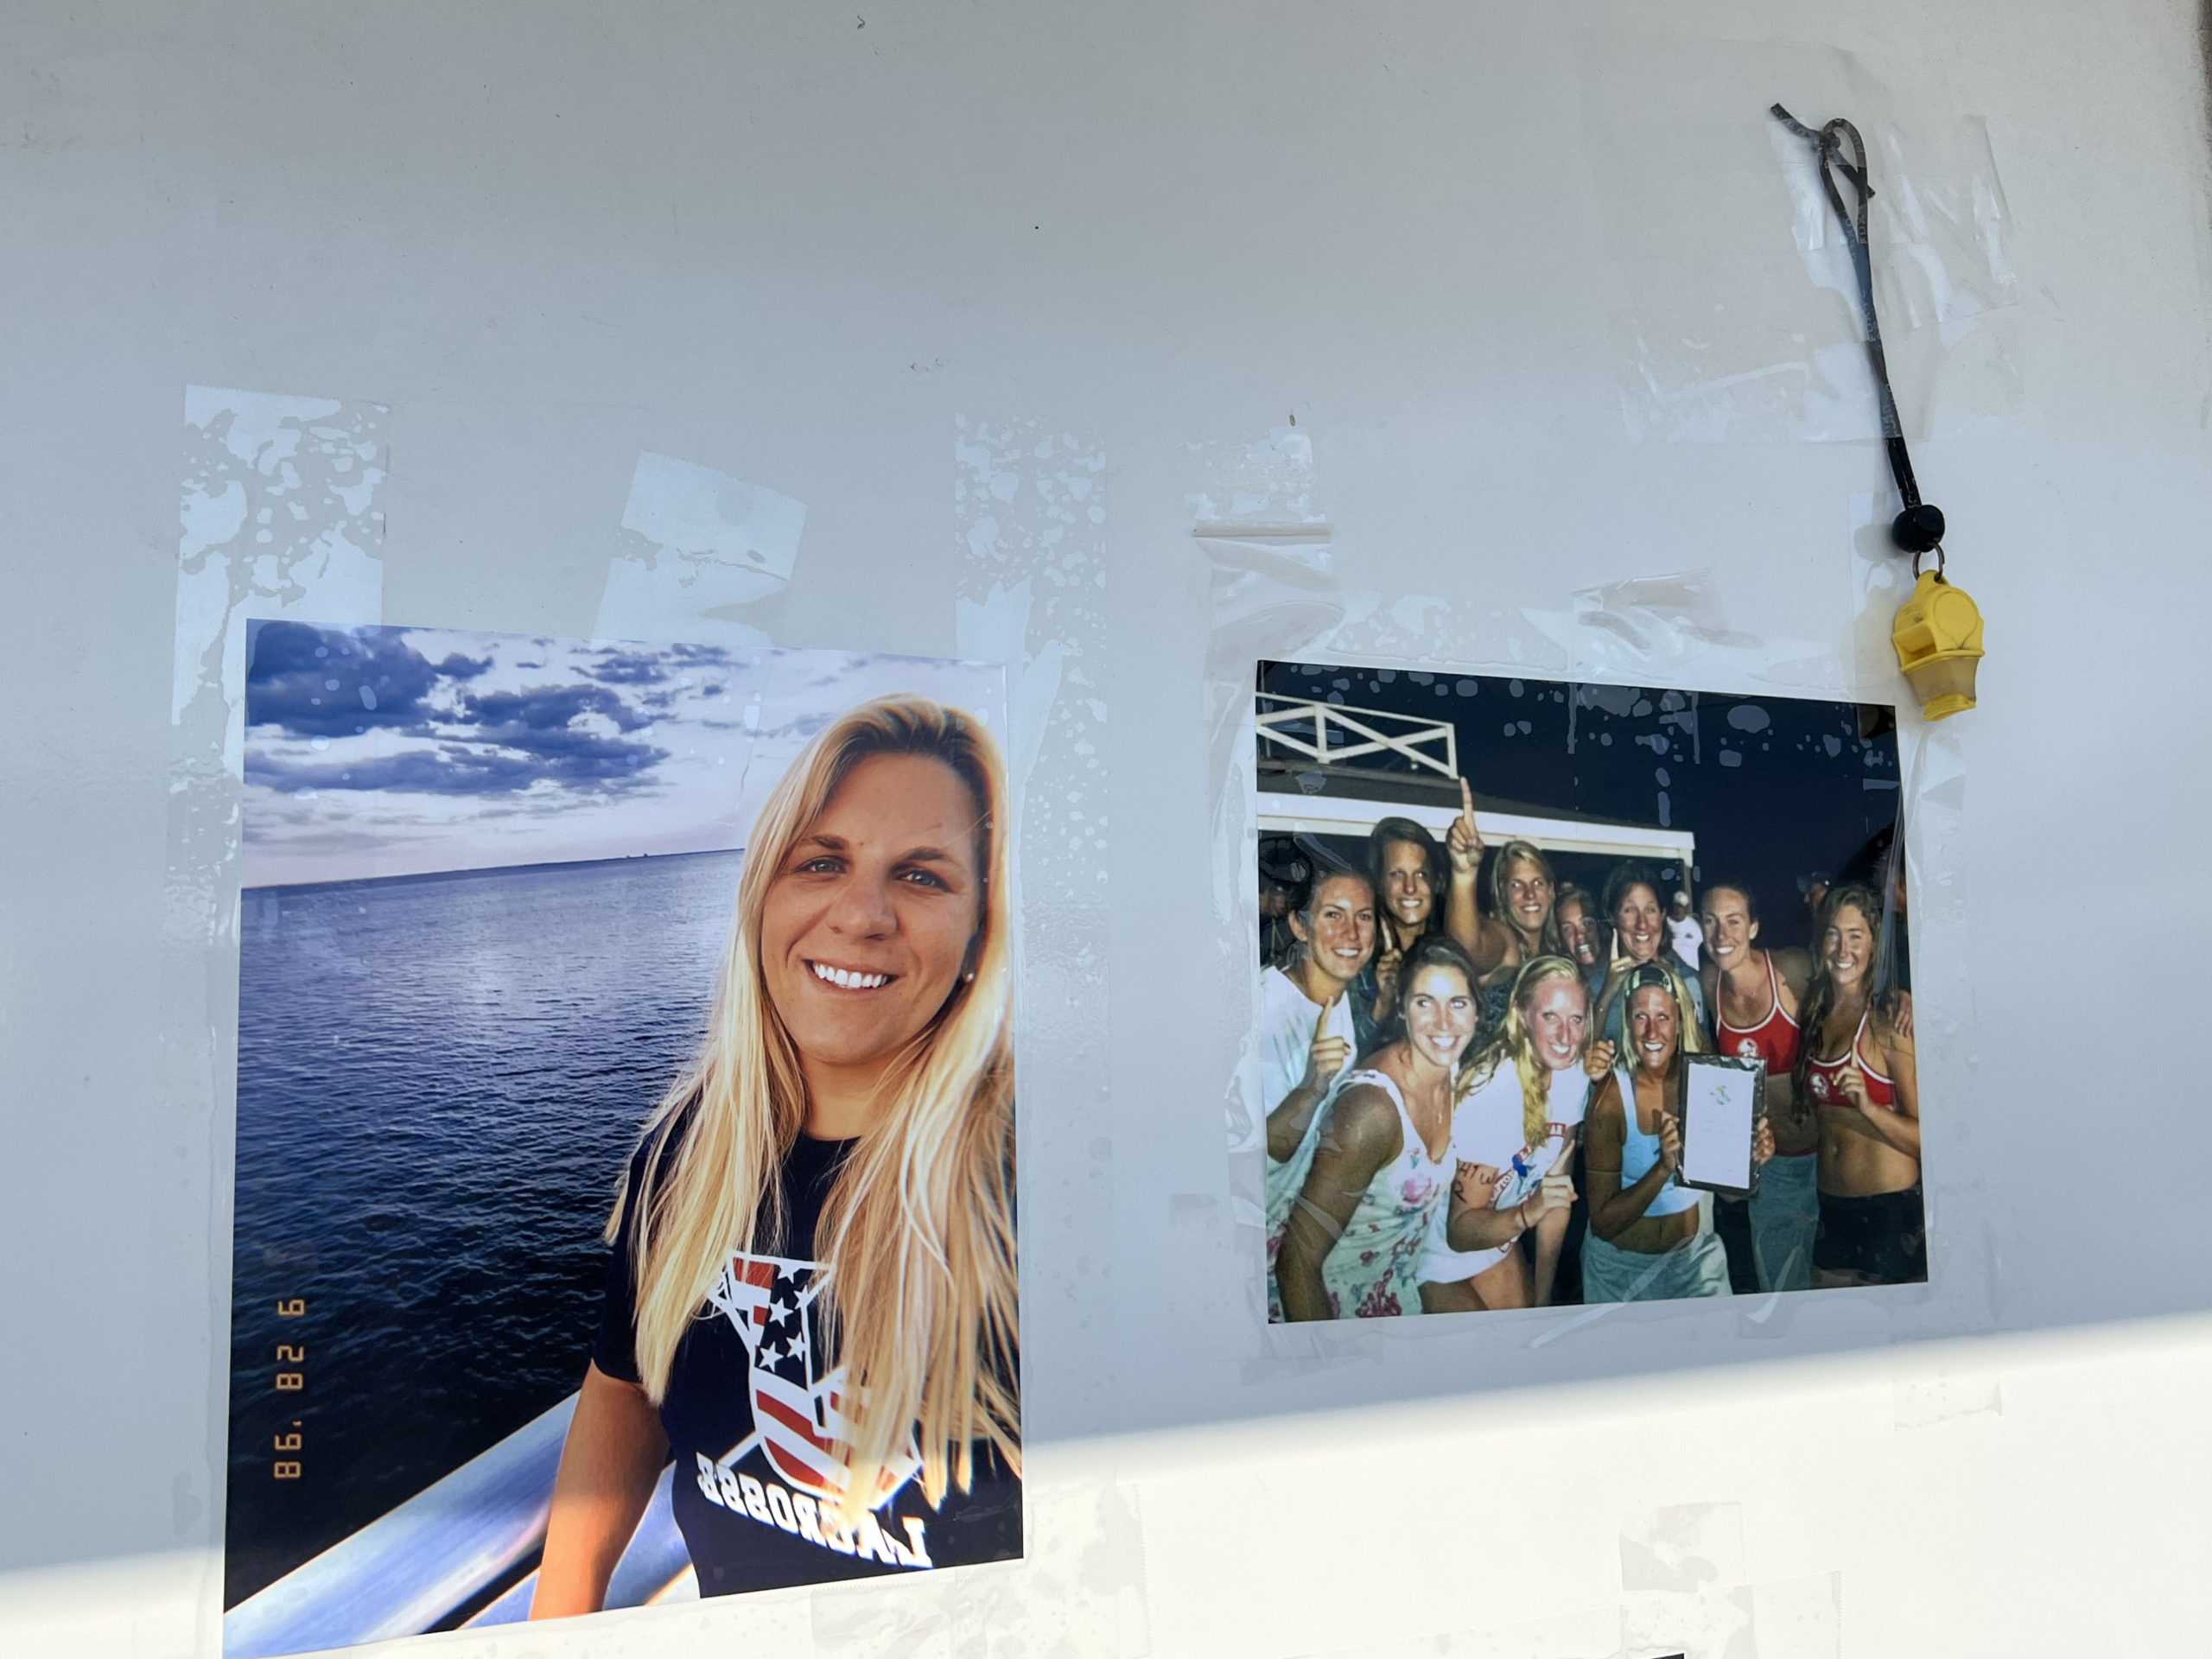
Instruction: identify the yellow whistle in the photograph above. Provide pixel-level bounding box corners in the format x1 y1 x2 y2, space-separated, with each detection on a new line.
1891 569 1985 721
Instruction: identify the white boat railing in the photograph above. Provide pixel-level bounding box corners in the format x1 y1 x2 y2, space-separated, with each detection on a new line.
1255 787 1698 862
1256 695 1459 780
222 1391 690 1657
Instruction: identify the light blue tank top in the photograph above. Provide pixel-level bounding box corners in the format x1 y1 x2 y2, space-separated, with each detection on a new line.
1614 1065 1700 1217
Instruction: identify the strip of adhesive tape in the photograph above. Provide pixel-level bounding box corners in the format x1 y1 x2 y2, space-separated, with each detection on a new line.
1578 33 2021 445
168 384 391 944
162 385 395 1645
951 416 1122 1440
594 450 805 650
800 418 1129 1656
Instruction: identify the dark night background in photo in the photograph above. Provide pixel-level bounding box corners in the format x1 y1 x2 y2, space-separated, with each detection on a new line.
1257 661 1904 951
225 850 738 1606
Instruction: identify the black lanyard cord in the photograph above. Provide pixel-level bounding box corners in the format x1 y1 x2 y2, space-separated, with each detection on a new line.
1771 104 1946 556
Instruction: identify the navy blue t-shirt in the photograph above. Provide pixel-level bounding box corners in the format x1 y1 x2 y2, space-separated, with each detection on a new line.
594 1128 1021 1595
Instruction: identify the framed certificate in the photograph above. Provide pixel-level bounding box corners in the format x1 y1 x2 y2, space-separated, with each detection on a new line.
1676 1053 1766 1199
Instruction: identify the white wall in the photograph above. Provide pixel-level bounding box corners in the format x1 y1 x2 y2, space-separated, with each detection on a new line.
6 2 2212 1655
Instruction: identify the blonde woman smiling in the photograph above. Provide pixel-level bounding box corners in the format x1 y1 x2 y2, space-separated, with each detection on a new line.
1421 957 1599 1313
1582 964 1770 1300
534 696 1019 1611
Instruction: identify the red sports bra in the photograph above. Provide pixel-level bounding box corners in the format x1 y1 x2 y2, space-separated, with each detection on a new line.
1715 951 1801 1076
1806 1009 1896 1111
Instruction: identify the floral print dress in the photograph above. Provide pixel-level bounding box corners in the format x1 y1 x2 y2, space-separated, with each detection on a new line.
1316 1067 1451 1319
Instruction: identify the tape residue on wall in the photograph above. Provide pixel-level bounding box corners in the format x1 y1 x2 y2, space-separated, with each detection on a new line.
175 387 387 729
161 385 395 1646
952 416 1123 1443
1580 35 2021 445
594 450 806 649
169 385 391 941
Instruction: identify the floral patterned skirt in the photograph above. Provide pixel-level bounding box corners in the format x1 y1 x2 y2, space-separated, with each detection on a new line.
1319 1170 1446 1319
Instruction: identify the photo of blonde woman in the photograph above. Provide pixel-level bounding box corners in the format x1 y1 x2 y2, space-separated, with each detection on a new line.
221 630 1019 1656
536 695 1021 1608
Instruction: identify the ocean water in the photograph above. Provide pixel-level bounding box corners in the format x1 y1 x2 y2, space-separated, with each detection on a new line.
224 850 742 1609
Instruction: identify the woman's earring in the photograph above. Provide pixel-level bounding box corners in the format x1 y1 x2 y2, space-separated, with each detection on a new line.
962 970 976 983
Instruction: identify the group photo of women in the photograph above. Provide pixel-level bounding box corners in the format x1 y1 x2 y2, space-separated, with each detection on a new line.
1255 661 1924 1321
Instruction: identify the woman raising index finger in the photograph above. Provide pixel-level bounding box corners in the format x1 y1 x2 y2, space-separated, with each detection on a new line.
1592 862 1707 1052
1443 777 1518 977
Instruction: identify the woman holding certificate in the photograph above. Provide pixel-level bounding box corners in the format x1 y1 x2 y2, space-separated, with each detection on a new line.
1580 964 1758 1301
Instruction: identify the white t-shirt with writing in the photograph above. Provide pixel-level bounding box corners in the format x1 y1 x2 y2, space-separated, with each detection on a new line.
1419 1060 1592 1284
1668 913 1704 972
1261 965 1359 1251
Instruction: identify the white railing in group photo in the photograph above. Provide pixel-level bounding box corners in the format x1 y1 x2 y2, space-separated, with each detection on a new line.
1256 695 1458 780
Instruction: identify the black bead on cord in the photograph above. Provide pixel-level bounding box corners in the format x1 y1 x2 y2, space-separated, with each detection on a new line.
1770 104 1947 557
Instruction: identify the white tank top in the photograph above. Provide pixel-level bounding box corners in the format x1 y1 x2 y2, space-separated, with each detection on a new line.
1338 1066 1446 1186
1315 1065 1453 1313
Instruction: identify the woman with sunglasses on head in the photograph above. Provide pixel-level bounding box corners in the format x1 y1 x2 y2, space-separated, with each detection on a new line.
1581 963 1769 1301
1276 935 1483 1320
1420 956 1603 1313
1700 881 1817 1292
1798 883 1923 1287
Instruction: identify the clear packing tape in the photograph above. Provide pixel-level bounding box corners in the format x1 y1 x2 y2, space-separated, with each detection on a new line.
1200 457 1992 1393
1580 34 2020 444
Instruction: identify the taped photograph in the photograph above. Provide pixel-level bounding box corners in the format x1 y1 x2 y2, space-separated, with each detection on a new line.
224 622 1020 1656
1257 660 1921 1321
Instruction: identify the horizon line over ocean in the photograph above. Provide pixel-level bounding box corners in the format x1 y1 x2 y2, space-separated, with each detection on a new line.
241 843 745 896
227 848 740 1606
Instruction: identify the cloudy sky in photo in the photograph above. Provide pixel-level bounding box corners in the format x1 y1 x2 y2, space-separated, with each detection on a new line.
240 621 1005 888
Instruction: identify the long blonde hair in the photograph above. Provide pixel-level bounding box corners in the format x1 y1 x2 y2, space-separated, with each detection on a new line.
613 694 1018 1525
1459 955 1589 1147
1489 839 1563 957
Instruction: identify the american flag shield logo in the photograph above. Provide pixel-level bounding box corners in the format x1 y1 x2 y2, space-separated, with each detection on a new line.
706 1251 924 1507
709 1251 848 1498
